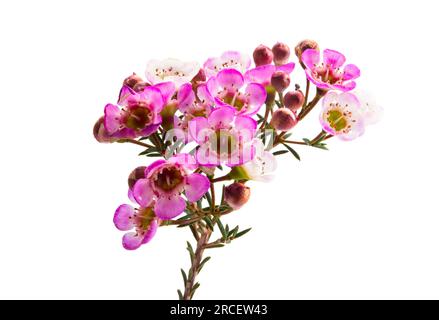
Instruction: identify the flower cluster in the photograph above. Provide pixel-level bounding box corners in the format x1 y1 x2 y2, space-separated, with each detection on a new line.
94 40 381 299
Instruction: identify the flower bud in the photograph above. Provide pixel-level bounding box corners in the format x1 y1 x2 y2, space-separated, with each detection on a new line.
271 71 290 92
272 42 290 65
253 45 273 67
191 68 206 83
93 116 115 143
295 39 319 63
284 89 305 111
224 182 251 209
123 73 143 89
128 166 147 190
270 108 298 131
132 81 150 92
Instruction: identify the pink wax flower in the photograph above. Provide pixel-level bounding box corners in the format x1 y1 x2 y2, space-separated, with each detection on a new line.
104 82 175 139
189 106 257 167
204 51 251 78
302 49 360 92
244 62 295 87
113 204 158 250
174 83 214 142
145 58 200 88
319 91 365 141
133 154 210 220
206 69 266 116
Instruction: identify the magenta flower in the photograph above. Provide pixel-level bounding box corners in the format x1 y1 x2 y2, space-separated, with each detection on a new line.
174 83 214 142
189 106 257 167
133 154 210 220
206 69 266 116
244 62 295 87
114 204 158 250
203 51 251 77
301 49 360 92
104 82 175 139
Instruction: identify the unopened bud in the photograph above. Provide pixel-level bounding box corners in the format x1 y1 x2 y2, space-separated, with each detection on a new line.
123 73 143 89
93 116 115 143
224 182 251 209
271 71 290 92
284 89 305 111
270 108 298 131
295 39 319 63
272 42 290 65
253 45 273 67
132 81 150 92
191 68 206 83
128 166 147 190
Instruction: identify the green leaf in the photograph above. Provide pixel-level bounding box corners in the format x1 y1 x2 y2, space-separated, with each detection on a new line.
177 289 183 300
138 147 159 156
282 143 301 161
205 243 225 249
283 133 292 140
216 217 227 239
228 226 239 239
180 269 187 285
146 153 162 157
186 241 195 260
302 138 312 145
273 150 289 156
275 100 282 108
235 228 252 239
198 256 211 272
190 282 201 299
203 217 214 230
220 185 225 205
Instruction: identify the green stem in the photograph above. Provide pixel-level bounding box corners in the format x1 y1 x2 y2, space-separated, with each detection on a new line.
298 91 325 121
117 139 155 149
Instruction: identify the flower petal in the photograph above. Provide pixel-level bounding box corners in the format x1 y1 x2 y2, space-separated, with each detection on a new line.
343 64 361 81
185 173 210 202
118 85 135 105
244 65 275 86
104 104 122 134
133 179 155 207
276 62 295 74
154 81 176 104
235 115 257 137
195 144 220 167
323 49 346 69
142 219 158 244
208 106 236 129
301 49 320 69
244 83 266 115
141 86 164 112
154 195 186 220
177 83 195 112
216 69 244 90
113 204 135 231
170 153 197 170
188 116 210 143
122 232 144 250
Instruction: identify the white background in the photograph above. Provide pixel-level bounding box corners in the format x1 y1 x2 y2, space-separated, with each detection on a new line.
1 0 438 299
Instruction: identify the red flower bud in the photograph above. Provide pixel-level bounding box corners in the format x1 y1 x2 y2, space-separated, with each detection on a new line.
272 42 290 65
191 68 206 83
123 73 143 89
93 116 115 143
128 166 147 190
132 81 150 92
224 182 251 209
271 71 290 92
295 39 319 63
270 108 298 131
284 89 305 111
253 45 273 67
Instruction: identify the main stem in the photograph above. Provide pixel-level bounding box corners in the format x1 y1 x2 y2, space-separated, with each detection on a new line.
183 225 212 300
